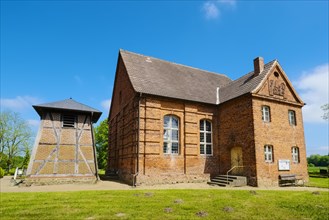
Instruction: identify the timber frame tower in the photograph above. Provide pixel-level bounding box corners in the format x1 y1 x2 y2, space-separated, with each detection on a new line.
26 98 102 184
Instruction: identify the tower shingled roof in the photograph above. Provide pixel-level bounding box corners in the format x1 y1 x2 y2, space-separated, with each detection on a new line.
33 98 102 123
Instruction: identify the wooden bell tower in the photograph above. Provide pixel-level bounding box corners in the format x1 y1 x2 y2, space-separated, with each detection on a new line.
26 98 102 184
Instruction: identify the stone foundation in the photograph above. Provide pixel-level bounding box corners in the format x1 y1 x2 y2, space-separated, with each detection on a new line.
25 175 97 185
117 171 211 186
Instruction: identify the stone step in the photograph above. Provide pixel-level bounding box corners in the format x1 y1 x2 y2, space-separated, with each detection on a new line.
210 179 231 185
208 175 247 187
217 175 246 180
211 179 243 186
207 181 227 187
211 177 234 182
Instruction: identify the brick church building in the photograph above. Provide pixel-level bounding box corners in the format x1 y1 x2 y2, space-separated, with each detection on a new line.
107 49 308 187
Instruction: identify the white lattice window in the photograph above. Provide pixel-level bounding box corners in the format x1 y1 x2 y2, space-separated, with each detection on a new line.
288 110 296 126
163 115 179 154
264 145 273 163
200 120 212 155
292 147 299 163
262 106 271 122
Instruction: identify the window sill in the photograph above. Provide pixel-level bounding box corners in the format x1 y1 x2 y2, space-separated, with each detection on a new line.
200 154 213 157
163 154 180 156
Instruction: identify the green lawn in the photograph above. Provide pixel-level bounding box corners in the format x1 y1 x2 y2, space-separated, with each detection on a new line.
308 177 329 188
1 190 328 219
307 166 329 188
308 166 328 174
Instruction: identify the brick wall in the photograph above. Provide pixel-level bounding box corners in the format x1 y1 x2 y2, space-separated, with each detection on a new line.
108 99 138 184
136 97 219 185
252 98 308 186
108 56 138 184
218 95 258 185
252 66 308 186
108 93 220 185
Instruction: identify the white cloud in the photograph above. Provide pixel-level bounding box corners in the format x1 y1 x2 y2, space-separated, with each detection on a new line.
202 0 236 20
0 96 41 111
203 2 220 20
101 99 111 110
27 119 40 127
294 63 329 123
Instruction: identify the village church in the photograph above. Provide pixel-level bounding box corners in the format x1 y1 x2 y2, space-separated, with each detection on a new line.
107 49 308 187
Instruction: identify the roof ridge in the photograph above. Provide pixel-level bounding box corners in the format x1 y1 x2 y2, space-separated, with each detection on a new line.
33 98 101 112
219 59 277 90
120 49 232 81
66 98 100 112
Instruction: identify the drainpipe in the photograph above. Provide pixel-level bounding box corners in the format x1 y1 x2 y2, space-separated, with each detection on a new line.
216 87 220 176
216 87 220 105
91 112 99 180
133 93 142 187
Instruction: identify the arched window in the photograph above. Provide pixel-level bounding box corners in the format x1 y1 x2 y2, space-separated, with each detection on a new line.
163 115 179 154
200 120 212 155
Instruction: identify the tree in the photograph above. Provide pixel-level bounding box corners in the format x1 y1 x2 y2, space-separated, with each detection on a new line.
307 154 329 167
318 155 329 167
94 119 108 170
0 111 33 171
21 145 31 169
307 154 321 166
321 104 329 120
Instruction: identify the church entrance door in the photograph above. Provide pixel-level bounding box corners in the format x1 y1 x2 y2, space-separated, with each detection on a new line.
230 147 243 175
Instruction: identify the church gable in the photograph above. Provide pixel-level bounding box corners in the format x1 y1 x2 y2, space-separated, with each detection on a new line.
253 64 303 105
109 54 136 120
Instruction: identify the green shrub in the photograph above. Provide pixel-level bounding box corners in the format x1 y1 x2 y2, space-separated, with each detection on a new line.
5 168 16 176
308 163 315 167
0 167 4 178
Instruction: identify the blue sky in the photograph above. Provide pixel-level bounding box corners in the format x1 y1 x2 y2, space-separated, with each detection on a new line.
1 1 328 156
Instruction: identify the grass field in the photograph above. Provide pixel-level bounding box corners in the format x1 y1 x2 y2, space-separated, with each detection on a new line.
1 190 328 220
307 166 329 188
308 177 329 188
308 166 328 174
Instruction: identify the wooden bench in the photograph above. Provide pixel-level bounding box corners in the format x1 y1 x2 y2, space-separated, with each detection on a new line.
279 174 297 186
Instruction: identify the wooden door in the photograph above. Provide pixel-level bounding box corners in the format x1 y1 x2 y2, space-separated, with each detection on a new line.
230 147 243 175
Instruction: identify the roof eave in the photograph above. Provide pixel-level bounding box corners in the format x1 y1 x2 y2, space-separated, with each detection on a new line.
33 105 102 123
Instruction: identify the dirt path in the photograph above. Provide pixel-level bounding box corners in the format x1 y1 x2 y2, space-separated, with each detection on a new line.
1 176 328 193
